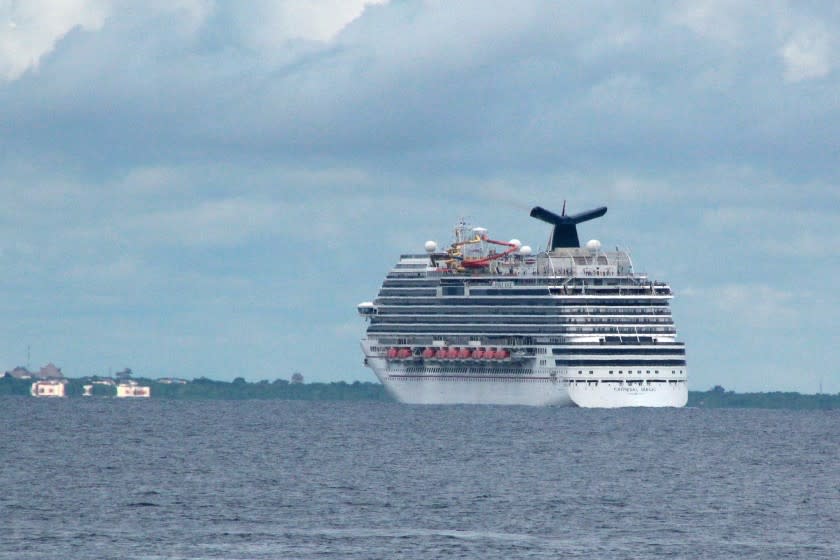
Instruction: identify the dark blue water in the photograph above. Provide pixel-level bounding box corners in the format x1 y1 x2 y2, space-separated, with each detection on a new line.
2 399 838 559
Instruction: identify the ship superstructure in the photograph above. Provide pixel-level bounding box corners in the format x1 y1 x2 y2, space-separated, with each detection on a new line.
358 205 688 407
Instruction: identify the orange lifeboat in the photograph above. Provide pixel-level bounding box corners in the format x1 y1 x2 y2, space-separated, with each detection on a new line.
458 348 471 359
496 349 509 359
484 348 496 359
447 347 459 359
422 347 435 359
435 348 447 359
397 348 412 359
472 348 484 359
388 347 398 359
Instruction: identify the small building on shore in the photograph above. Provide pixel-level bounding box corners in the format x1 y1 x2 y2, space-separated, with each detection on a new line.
30 379 67 397
158 377 188 384
116 380 151 398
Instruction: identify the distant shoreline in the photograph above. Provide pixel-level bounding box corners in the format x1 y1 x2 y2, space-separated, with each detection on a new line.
2 376 838 409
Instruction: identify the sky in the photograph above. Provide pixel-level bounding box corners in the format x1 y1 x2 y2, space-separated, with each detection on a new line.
1 0 838 392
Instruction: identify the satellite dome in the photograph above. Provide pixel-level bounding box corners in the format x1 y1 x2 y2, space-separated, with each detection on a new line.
357 301 377 316
424 240 438 253
519 245 532 256
472 227 488 238
509 239 522 248
585 239 602 251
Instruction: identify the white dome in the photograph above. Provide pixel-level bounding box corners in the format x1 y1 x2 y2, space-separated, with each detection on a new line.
519 245 532 256
509 239 522 248
357 301 376 316
424 240 438 253
585 239 602 251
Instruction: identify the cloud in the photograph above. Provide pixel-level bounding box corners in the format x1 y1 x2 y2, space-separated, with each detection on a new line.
669 0 755 45
241 0 389 46
126 197 286 247
701 205 840 257
0 0 388 82
780 26 833 82
2 0 839 183
0 0 110 81
64 255 142 287
710 283 800 328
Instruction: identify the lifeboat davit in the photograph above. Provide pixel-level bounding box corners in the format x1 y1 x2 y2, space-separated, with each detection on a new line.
447 347 459 359
435 348 447 359
458 348 471 359
422 347 435 359
388 347 398 359
472 348 484 359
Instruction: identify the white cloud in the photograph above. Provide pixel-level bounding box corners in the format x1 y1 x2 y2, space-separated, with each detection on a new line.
780 26 832 82
237 0 388 49
127 197 285 247
0 0 110 81
608 176 679 202
668 0 764 46
587 74 648 112
758 231 840 258
65 255 142 282
699 204 840 257
0 0 389 82
711 283 800 328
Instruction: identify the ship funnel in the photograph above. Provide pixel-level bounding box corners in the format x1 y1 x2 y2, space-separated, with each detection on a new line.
529 205 607 249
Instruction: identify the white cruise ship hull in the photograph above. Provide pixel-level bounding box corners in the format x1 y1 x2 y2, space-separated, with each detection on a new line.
365 356 572 406
565 379 688 408
362 345 687 407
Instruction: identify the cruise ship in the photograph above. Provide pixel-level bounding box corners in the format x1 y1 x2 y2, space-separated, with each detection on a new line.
358 205 688 407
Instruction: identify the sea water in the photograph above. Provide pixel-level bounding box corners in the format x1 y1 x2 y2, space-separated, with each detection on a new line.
2 399 838 559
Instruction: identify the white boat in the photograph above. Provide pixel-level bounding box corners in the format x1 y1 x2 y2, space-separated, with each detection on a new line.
358 204 687 407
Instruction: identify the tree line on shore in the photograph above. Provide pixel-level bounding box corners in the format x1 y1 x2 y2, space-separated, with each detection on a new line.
0 375 391 401
2 375 839 409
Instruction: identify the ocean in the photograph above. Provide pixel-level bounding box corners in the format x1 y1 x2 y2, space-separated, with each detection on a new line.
2 398 838 559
